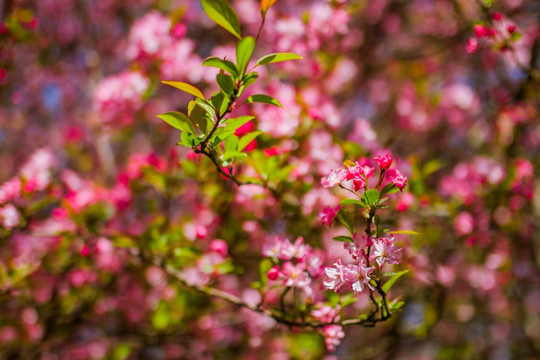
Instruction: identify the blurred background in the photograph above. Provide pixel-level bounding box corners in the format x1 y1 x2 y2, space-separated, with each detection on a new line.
0 0 539 359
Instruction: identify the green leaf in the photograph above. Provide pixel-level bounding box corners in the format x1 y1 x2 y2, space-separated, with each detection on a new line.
259 258 274 285
380 183 398 197
200 0 242 39
238 131 263 151
162 81 204 99
255 52 303 66
332 236 353 243
224 135 239 152
361 189 380 206
243 94 282 107
202 57 239 77
242 72 259 87
340 198 368 208
236 36 255 75
222 150 247 161
382 270 409 293
157 112 196 134
195 98 216 118
391 300 405 311
388 230 422 236
224 116 254 132
217 74 235 95
189 103 213 133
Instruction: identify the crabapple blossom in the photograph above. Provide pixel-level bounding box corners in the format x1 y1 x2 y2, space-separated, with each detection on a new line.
386 168 408 191
321 168 348 188
374 154 393 169
280 262 312 295
370 237 402 268
318 205 340 227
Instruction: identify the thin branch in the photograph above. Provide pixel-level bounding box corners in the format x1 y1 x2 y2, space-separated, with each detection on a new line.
156 259 391 329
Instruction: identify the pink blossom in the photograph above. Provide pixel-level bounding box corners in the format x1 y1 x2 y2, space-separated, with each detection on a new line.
280 237 309 260
280 262 312 295
374 154 393 169
455 211 474 235
0 204 20 230
210 240 228 258
396 192 415 212
465 38 478 54
305 249 325 278
343 233 371 260
93 71 149 126
386 168 408 191
321 168 348 188
474 24 488 38
311 304 340 323
126 11 171 61
318 205 340 227
324 259 374 293
370 237 402 268
323 325 345 351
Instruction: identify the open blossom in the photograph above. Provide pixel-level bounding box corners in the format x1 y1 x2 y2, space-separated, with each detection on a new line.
369 237 402 268
386 168 408 191
280 262 312 295
318 205 340 227
343 233 372 260
374 154 392 169
280 237 309 260
262 236 308 261
321 168 348 188
324 259 374 294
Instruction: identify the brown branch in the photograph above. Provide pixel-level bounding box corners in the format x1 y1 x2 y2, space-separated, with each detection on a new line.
156 258 391 329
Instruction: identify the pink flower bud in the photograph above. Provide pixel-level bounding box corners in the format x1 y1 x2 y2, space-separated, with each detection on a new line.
374 154 392 169
507 25 516 34
267 266 280 281
492 12 503 21
171 23 186 38
210 240 228 258
474 25 487 38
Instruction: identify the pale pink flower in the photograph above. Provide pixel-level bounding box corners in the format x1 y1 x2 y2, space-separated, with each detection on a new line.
311 304 340 323
318 205 340 227
280 262 312 295
349 260 375 294
126 11 171 61
0 203 20 229
280 237 309 260
93 71 149 126
370 237 402 268
386 168 408 191
305 249 325 278
343 233 371 260
374 154 393 169
323 325 345 352
321 168 348 188
455 211 474 235
324 259 374 293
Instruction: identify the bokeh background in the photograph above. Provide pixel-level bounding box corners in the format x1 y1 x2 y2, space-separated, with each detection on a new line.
0 0 539 359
